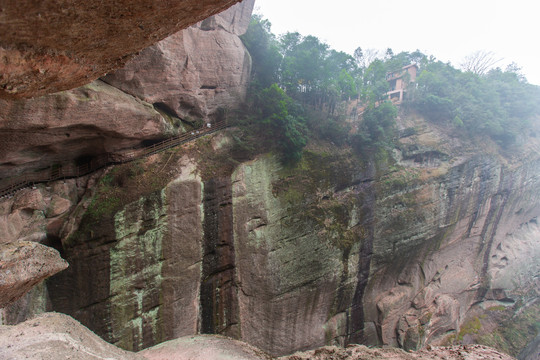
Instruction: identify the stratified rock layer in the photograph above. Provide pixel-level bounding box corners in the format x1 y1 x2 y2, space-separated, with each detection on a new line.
0 0 242 99
0 80 175 177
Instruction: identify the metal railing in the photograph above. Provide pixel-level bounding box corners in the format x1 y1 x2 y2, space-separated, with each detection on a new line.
0 120 228 197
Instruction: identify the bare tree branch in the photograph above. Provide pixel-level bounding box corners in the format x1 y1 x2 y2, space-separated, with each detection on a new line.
460 50 503 75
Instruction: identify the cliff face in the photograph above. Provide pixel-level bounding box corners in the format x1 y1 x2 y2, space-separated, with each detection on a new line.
4 116 536 355
0 0 243 99
228 121 540 355
0 1 539 358
0 0 254 178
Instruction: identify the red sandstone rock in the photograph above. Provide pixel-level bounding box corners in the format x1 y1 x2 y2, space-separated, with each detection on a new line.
0 241 67 308
139 335 271 360
0 80 174 177
103 0 254 122
0 0 242 99
0 312 145 360
280 344 516 360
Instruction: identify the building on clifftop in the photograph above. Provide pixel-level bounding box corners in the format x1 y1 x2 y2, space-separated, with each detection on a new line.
386 63 418 103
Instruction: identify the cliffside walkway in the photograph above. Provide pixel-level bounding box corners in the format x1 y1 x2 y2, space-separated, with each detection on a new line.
0 120 228 197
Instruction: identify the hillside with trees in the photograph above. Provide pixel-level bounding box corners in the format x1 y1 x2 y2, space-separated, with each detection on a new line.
239 14 540 161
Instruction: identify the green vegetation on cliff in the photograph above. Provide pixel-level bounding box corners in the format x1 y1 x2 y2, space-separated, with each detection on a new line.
410 61 540 145
240 14 540 160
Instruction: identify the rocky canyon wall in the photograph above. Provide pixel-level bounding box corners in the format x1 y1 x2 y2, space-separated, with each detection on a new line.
0 1 538 358
4 115 537 356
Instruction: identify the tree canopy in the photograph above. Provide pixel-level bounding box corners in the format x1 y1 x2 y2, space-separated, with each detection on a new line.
411 60 540 145
240 14 540 159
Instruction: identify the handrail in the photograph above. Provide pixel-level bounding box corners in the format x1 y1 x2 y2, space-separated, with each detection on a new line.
0 120 229 197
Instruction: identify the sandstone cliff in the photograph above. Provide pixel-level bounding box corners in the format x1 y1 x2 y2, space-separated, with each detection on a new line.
3 113 536 356
0 1 538 359
0 0 243 99
0 0 254 178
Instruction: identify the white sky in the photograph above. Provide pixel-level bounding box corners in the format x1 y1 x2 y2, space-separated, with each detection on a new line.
255 0 540 85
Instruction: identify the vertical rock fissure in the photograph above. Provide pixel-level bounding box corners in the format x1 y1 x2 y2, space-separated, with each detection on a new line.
47 220 115 345
347 182 376 345
476 181 511 301
200 178 239 337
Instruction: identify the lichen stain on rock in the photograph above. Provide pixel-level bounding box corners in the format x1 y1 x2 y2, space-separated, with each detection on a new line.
110 191 168 351
231 149 376 355
200 177 239 338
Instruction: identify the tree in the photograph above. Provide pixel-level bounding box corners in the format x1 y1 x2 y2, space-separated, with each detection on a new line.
411 54 540 146
359 59 388 103
355 48 381 69
351 101 398 153
256 84 307 163
460 50 502 75
241 15 283 88
353 47 363 65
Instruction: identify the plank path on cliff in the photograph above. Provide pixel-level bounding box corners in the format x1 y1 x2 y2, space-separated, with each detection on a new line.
0 120 228 197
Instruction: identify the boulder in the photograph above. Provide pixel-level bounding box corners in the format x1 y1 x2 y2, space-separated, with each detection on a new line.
0 241 67 308
139 335 271 360
0 312 145 360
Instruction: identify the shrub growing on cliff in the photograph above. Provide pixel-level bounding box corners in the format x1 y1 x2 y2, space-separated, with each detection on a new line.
352 101 398 153
251 84 307 163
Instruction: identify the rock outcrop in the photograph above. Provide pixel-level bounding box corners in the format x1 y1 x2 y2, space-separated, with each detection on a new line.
0 312 146 360
103 0 254 122
21 115 537 357
0 0 243 99
0 0 253 178
0 241 67 309
0 80 175 177
140 335 271 360
0 312 514 360
280 344 516 360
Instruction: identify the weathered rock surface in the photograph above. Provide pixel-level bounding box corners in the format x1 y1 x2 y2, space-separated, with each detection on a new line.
0 241 67 308
0 312 146 360
0 80 175 177
519 333 540 360
46 156 206 351
12 115 535 357
280 344 516 360
0 0 243 99
0 0 253 179
103 0 254 122
140 335 271 360
0 3 537 357
0 311 515 360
